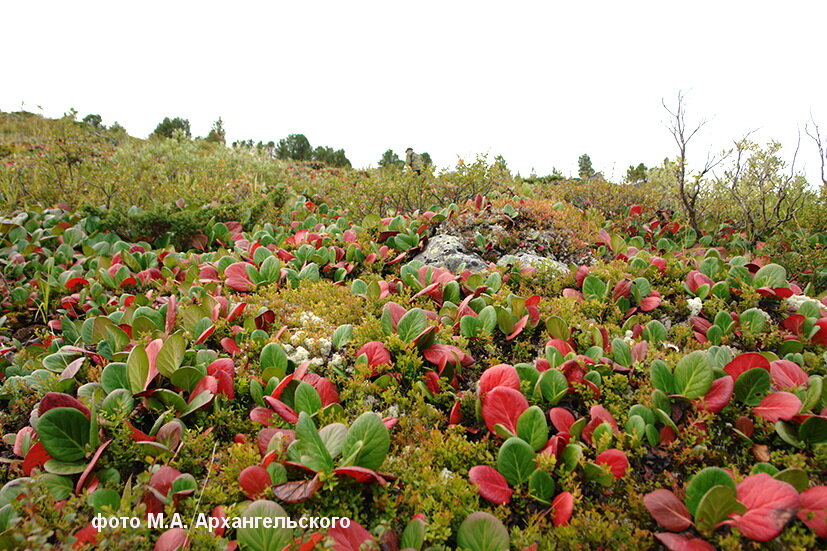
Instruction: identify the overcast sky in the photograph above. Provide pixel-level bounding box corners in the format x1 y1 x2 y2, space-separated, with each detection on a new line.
3 1 825 183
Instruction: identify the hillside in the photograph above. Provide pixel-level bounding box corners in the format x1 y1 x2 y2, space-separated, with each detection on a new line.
1 111 827 550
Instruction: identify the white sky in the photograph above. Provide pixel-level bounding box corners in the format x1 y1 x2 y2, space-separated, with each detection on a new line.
2 1 825 183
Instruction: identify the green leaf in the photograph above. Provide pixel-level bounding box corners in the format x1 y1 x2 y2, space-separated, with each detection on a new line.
43 459 87 475
685 467 735 517
582 276 607 299
397 308 427 342
799 416 827 445
734 367 771 406
740 308 767 333
36 407 90 463
694 485 745 532
237 500 292 551
478 306 498 334
673 350 713 399
650 360 675 394
497 437 536 486
536 369 568 405
100 362 130 393
318 423 348 459
331 325 353 348
612 338 631 367
260 343 287 375
528 469 555 503
774 468 808 492
293 382 322 415
559 443 582 473
643 320 667 344
456 512 510 551
583 461 614 487
156 332 187 378
516 406 548 451
126 344 149 395
400 516 427 550
753 263 787 288
775 421 805 448
341 412 389 471
37 474 73 500
88 488 120 514
293 412 334 472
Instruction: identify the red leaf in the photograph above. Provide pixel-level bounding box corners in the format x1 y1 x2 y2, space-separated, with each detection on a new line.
546 338 573 356
481 386 529 434
639 294 661 312
264 397 299 424
548 407 575 433
71 523 100 549
194 324 215 344
694 375 733 413
654 533 715 551
153 528 188 551
220 337 240 356
769 360 808 391
164 295 177 333
477 364 520 398
333 466 387 484
469 465 513 504
753 392 802 422
423 371 440 394
782 314 806 334
643 489 693 531
422 344 466 375
505 315 529 340
595 449 628 479
811 319 827 345
729 473 799 541
551 491 574 526
38 392 91 419
735 416 754 437
75 440 112 495
23 441 51 476
238 466 271 499
273 476 323 503
224 262 256 291
327 521 377 551
724 352 770 380
797 486 827 537
356 341 391 368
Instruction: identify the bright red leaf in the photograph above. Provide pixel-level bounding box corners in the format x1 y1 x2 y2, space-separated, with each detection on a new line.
729 473 799 541
724 352 771 380
694 375 733 413
753 392 802 423
551 491 574 526
797 486 827 537
481 386 529 434
469 465 513 505
654 533 715 551
595 449 629 479
477 364 520 398
643 489 693 532
769 360 809 391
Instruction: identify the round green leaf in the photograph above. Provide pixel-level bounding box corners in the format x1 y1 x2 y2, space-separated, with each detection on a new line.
36 407 90 463
237 500 292 551
673 350 713 399
456 512 510 551
516 406 548 451
497 437 536 486
341 412 389 471
734 367 771 406
685 467 735 517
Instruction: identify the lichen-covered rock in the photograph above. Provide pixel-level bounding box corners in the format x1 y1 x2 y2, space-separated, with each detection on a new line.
412 235 488 272
497 253 568 274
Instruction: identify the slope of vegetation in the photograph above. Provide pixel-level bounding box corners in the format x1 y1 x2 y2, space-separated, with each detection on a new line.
1 111 826 550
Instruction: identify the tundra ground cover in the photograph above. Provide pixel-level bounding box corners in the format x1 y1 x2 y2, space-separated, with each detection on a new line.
1 116 827 550
1 192 826 550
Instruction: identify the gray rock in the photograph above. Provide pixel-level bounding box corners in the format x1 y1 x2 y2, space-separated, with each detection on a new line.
412 235 488 272
497 253 568 274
